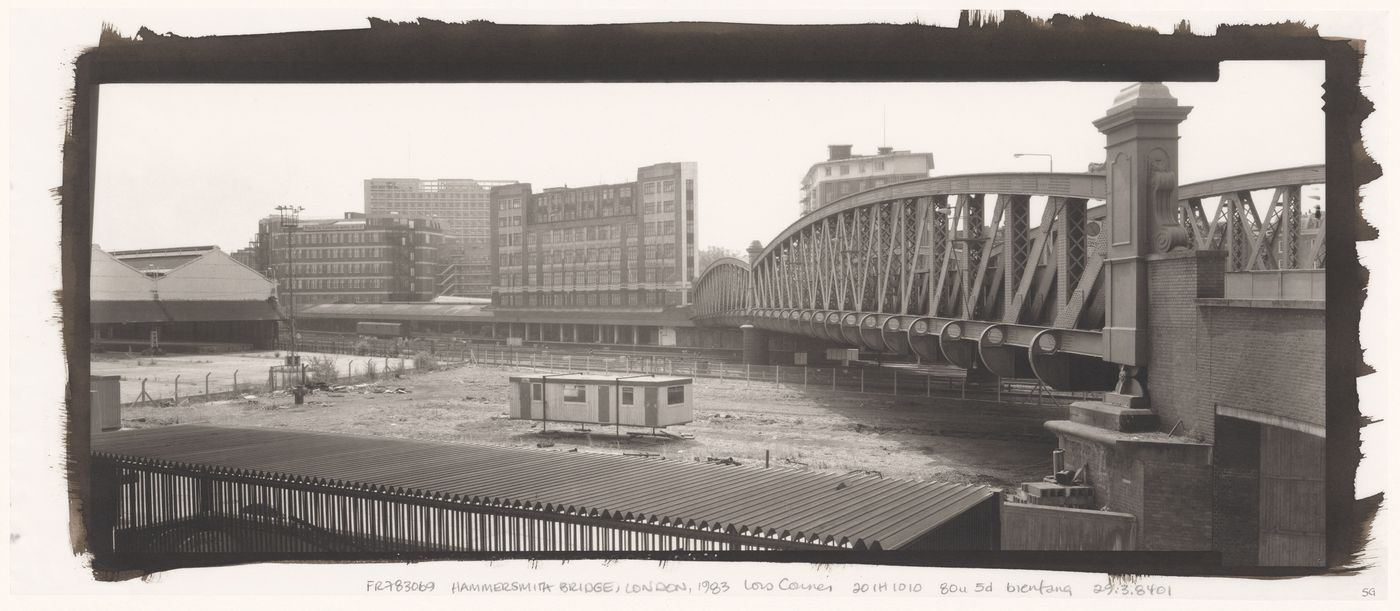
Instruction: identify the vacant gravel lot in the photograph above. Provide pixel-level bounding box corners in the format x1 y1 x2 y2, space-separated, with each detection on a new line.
118 358 1067 492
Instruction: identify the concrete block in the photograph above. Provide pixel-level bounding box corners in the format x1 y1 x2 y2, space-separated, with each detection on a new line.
1070 401 1159 432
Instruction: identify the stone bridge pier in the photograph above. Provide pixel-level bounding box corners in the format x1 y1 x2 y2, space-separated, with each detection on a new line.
1033 83 1326 566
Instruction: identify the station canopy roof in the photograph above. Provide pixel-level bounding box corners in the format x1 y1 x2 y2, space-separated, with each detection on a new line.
92 425 995 551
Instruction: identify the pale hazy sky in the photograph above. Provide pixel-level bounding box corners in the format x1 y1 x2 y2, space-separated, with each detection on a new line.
93 61 1322 255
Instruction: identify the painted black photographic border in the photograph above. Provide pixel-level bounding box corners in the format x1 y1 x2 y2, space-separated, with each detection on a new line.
59 16 1374 579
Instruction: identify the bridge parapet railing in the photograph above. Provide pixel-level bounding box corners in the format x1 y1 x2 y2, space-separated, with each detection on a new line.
1223 269 1325 302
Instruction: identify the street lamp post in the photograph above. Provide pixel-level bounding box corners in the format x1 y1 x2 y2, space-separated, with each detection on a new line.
275 205 304 367
1013 153 1054 172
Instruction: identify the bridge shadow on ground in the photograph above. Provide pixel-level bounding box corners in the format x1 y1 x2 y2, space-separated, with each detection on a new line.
690 373 1068 491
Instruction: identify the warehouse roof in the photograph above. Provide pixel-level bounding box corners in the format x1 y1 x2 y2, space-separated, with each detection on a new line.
92 425 995 550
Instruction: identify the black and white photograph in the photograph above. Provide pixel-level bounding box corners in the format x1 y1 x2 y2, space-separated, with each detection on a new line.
7 3 1394 606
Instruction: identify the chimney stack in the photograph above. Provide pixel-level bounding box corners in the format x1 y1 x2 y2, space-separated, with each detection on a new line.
827 144 853 161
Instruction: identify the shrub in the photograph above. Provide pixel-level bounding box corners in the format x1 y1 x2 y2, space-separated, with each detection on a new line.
305 355 338 383
364 359 379 381
415 353 439 373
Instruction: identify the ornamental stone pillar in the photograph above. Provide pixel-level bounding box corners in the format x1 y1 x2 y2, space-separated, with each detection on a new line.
1092 82 1191 406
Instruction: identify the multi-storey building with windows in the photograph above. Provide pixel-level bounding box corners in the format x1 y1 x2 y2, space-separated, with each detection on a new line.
364 178 517 298
239 212 445 312
491 162 697 310
487 163 701 347
798 145 935 216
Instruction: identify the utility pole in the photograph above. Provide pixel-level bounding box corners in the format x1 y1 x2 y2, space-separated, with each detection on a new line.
276 205 305 366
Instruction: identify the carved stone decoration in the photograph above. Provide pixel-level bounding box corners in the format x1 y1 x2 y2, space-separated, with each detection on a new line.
1148 147 1189 252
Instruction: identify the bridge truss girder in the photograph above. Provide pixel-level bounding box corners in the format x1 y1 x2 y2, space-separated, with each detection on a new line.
690 166 1325 391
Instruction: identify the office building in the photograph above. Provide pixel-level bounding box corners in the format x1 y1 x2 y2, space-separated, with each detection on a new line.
799 145 935 216
238 212 446 311
365 178 517 298
491 162 697 310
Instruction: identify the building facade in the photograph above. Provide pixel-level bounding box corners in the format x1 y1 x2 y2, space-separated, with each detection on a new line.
799 145 935 216
239 212 445 311
491 162 698 310
364 178 517 298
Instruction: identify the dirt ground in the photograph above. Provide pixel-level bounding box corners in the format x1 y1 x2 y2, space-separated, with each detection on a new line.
116 357 1067 493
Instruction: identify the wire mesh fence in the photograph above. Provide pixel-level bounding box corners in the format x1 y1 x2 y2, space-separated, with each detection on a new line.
269 337 1097 407
120 355 420 407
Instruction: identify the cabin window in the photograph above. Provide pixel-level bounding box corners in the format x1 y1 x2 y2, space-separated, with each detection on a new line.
563 385 587 403
667 385 685 405
621 387 634 405
531 383 542 400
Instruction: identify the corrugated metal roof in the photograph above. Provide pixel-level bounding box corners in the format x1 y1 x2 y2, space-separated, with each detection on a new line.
509 373 692 385
91 300 169 324
92 425 995 550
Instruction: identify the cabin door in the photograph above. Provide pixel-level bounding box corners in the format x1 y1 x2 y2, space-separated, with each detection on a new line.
1258 425 1326 566
597 386 611 423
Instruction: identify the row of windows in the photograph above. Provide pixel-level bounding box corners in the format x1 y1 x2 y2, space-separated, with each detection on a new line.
644 221 676 236
823 160 887 177
535 225 625 245
497 265 687 287
532 186 634 206
284 278 428 291
497 289 683 308
529 202 636 223
503 244 680 268
371 202 488 210
641 180 676 195
281 232 375 245
372 192 487 200
642 200 676 214
820 177 901 203
275 247 433 261
285 262 395 275
530 383 684 405
283 233 436 246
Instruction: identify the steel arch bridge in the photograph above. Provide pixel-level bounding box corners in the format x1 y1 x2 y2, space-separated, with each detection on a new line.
691 165 1324 391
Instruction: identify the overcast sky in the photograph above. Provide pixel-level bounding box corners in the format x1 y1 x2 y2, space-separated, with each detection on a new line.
93 60 1322 255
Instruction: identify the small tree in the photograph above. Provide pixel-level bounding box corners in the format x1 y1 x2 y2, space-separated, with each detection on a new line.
696 245 741 274
305 355 339 383
415 353 439 373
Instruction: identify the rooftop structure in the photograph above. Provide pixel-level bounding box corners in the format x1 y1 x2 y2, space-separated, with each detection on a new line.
798 145 934 216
